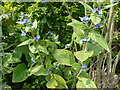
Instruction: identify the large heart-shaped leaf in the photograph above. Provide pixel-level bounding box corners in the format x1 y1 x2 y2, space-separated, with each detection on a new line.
53 49 75 66
12 63 29 82
74 51 93 62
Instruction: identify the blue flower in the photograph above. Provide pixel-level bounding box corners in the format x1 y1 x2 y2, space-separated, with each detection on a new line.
56 39 59 41
82 64 87 68
79 40 83 44
54 37 57 39
48 31 50 33
97 8 101 14
34 35 40 41
83 17 88 21
90 39 93 42
41 21 44 23
93 4 95 8
31 57 36 62
82 38 87 42
48 36 50 39
20 19 24 22
21 32 26 36
46 72 49 75
94 23 102 28
51 32 53 34
25 14 27 17
65 44 70 48
42 1 45 3
37 35 40 38
25 19 29 23
102 4 104 7
21 13 24 18
49 12 52 14
92 8 96 13
29 23 33 25
47 69 50 71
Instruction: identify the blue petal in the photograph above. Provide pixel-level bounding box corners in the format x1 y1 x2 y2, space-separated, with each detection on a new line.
79 40 83 44
92 9 96 13
82 64 87 68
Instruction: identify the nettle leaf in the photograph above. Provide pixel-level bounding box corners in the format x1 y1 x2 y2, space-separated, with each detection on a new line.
76 77 97 88
46 78 58 88
53 49 75 66
74 51 93 62
12 63 29 82
32 19 37 29
103 3 118 10
35 44 49 55
53 74 67 88
29 45 38 53
90 13 101 24
86 42 101 56
80 2 93 13
17 39 34 47
89 31 109 52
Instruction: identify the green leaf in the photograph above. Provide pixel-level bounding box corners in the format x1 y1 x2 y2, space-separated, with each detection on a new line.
89 31 109 52
90 13 101 24
25 26 30 33
12 63 29 82
35 45 49 55
103 3 118 9
29 64 44 76
53 49 75 66
29 45 38 53
12 47 22 59
17 39 34 47
67 19 88 44
32 19 37 29
86 42 101 56
71 63 81 70
41 7 47 12
74 51 93 62
53 74 67 88
46 78 58 88
76 77 97 88
80 2 93 13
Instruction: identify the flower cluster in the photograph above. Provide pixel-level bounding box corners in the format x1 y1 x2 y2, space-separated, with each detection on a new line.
46 69 50 75
31 57 36 62
94 23 102 28
20 13 29 23
21 32 26 36
79 38 87 44
34 35 40 41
